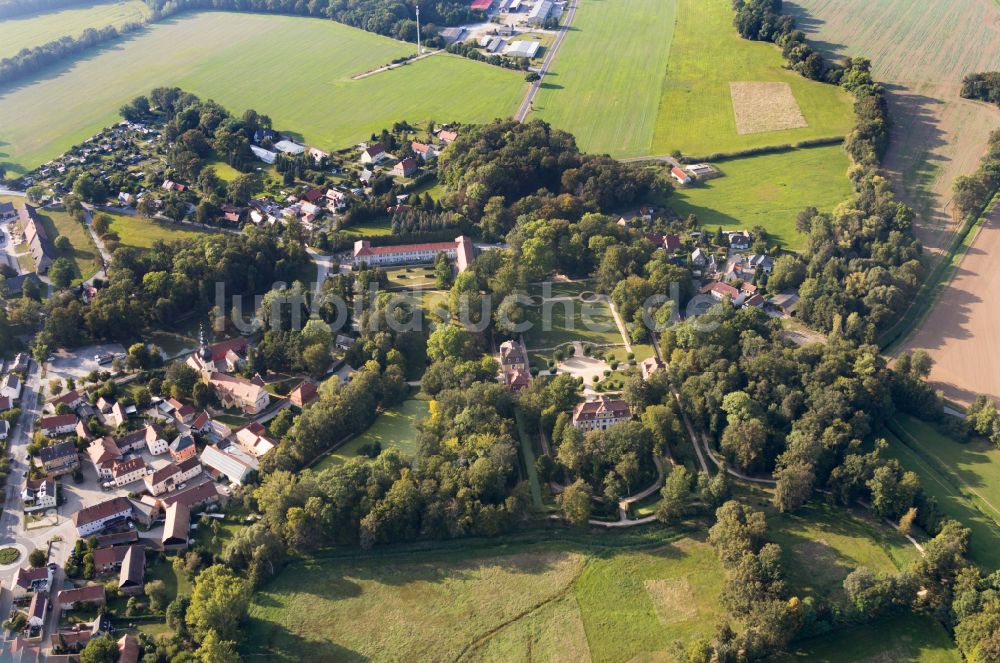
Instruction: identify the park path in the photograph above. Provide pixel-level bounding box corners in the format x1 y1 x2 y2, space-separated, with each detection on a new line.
514 0 578 122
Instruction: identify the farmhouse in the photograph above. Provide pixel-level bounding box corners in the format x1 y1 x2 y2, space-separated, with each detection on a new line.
702 281 741 302
21 478 56 511
571 397 631 431
111 456 146 487
91 545 132 575
392 156 418 178
144 462 181 496
684 163 720 180
670 166 693 185
161 481 223 510
88 436 123 478
360 143 388 164
39 440 79 476
74 496 132 536
20 204 53 274
38 414 78 437
251 146 277 165
353 236 475 272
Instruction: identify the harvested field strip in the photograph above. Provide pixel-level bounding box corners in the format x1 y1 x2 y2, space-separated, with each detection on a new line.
730 82 807 135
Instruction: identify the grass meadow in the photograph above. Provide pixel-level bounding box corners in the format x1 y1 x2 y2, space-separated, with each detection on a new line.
37 206 102 283
774 613 961 662
0 0 150 60
243 533 724 662
669 145 853 249
531 0 677 157
523 297 624 349
0 11 525 174
103 210 218 248
650 0 854 156
313 399 429 470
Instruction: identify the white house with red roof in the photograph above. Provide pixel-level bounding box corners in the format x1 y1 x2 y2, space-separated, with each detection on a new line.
352 236 475 272
571 397 632 432
670 166 693 185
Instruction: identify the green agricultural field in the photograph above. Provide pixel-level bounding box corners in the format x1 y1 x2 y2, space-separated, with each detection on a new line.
523 297 625 350
37 206 102 283
0 0 150 60
531 0 676 156
243 533 723 662
103 210 217 248
669 145 853 249
771 504 920 608
774 613 961 662
883 430 1000 570
313 399 429 470
0 11 525 175
651 0 854 157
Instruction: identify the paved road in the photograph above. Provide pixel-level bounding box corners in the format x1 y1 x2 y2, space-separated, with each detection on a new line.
514 0 578 122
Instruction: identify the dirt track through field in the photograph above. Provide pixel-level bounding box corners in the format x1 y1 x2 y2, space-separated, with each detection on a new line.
902 202 1000 407
787 0 1000 256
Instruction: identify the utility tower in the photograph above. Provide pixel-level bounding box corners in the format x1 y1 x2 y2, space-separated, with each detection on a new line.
416 4 422 55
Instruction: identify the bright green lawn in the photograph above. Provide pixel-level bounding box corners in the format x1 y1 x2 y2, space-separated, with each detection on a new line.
531 0 677 156
770 504 920 608
883 430 1000 571
204 157 243 182
104 210 217 248
313 399 429 470
0 0 150 60
669 145 853 249
0 11 525 174
774 613 961 663
337 218 393 237
651 0 854 156
524 297 625 349
38 206 102 283
243 533 723 662
385 265 437 289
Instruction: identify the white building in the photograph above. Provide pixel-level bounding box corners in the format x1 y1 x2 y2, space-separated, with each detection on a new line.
0 373 21 401
251 145 277 165
21 478 56 512
74 497 132 536
353 236 475 272
111 457 146 487
200 444 259 485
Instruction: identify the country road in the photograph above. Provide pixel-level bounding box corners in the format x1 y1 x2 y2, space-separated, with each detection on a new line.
514 0 578 122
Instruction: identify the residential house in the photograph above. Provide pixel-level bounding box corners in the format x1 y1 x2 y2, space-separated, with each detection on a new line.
505 367 530 391
728 231 752 250
571 397 631 432
162 502 191 550
391 156 418 178
743 293 766 309
360 143 387 164
166 398 196 424
169 434 198 463
91 546 131 575
499 340 525 369
0 201 15 221
437 129 458 144
57 585 106 612
50 624 93 653
48 389 84 412
111 457 146 487
274 139 305 155
200 444 258 484
161 179 185 192
702 281 741 302
289 381 318 408
73 496 132 536
191 411 211 434
670 166 693 185
176 455 202 482
87 436 122 478
39 441 79 476
38 414 78 437
1 373 22 401
107 401 128 427
129 496 160 527
15 566 53 595
95 397 112 414
234 422 276 458
144 463 181 496
118 545 145 596
352 235 475 272
207 372 270 414
411 142 439 161
146 429 169 455
161 481 223 511
251 145 277 165
691 248 708 268
21 478 56 512
308 147 329 164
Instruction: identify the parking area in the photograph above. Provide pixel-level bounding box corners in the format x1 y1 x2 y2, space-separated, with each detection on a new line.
46 342 127 383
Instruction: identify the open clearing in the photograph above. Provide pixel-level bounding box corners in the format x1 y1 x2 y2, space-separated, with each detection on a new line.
243 534 724 662
669 144 852 249
771 503 919 608
774 613 960 662
898 202 1000 406
0 0 150 60
523 296 625 350
650 0 853 157
38 206 101 283
104 210 217 249
530 0 677 157
730 82 808 135
786 0 1000 257
313 399 429 470
0 11 524 174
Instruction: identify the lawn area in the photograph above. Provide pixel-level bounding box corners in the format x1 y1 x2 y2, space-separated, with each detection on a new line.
242 532 723 662
37 206 102 283
527 280 593 298
0 0 150 60
669 144 853 249
384 265 438 289
773 613 961 662
650 0 854 157
338 217 393 237
531 0 677 157
204 156 244 182
0 11 525 174
313 399 429 470
524 297 625 350
882 429 1000 570
770 503 920 608
104 210 217 248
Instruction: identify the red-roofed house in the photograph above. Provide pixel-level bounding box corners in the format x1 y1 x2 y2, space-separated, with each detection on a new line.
289 381 318 408
437 129 458 143
58 585 106 612
392 156 418 178
352 236 475 273
571 397 631 432
670 166 692 185
38 414 78 437
360 143 387 164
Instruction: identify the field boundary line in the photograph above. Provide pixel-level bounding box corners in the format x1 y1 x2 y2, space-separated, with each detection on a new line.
888 418 1000 522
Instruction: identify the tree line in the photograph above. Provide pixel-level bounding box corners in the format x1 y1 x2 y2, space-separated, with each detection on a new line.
961 71 1000 106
